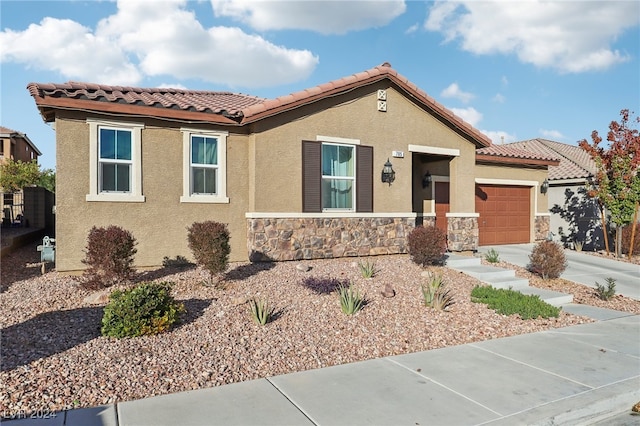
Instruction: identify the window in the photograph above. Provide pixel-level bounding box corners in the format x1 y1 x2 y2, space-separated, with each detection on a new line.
181 128 229 203
99 128 132 193
322 143 355 210
86 119 144 202
302 140 372 213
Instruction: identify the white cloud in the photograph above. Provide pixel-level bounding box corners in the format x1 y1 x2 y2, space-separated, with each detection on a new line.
0 17 141 85
405 23 419 35
425 1 639 73
1 0 319 87
211 0 406 35
481 130 517 145
540 129 565 140
492 93 505 103
450 106 482 127
441 82 474 104
501 76 508 87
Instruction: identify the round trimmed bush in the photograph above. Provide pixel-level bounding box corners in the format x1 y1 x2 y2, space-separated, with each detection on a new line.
407 225 447 266
101 282 185 338
528 240 567 279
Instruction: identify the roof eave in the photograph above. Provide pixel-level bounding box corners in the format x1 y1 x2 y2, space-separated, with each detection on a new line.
32 96 241 126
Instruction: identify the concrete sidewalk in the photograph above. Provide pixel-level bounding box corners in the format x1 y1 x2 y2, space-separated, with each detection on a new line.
478 244 640 301
5 314 639 426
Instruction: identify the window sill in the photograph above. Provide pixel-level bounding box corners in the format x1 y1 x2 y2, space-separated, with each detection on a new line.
180 195 230 204
86 194 146 203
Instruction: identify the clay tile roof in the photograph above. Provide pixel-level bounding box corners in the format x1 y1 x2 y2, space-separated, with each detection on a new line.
27 81 266 118
0 126 18 134
503 139 595 180
27 62 492 147
240 62 491 147
0 126 42 155
476 144 560 165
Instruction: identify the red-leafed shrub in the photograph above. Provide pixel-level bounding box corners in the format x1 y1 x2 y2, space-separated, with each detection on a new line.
407 225 447 266
82 225 137 288
528 240 567 279
621 223 640 256
187 221 231 280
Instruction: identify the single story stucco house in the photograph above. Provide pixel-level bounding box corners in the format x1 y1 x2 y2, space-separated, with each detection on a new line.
27 62 558 272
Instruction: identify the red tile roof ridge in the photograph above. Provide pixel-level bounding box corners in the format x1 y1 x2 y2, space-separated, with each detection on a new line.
505 138 594 180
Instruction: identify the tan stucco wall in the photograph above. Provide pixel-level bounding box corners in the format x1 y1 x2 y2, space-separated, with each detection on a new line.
249 84 478 214
54 114 250 271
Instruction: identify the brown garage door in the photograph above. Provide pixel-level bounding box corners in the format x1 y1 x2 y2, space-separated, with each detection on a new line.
476 184 530 245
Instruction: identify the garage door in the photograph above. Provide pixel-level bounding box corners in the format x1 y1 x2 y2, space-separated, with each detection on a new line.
476 184 530 245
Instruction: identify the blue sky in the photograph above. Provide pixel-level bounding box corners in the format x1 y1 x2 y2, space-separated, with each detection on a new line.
2 0 639 170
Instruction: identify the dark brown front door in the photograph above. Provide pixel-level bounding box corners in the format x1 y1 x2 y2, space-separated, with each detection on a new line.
435 182 450 235
476 184 530 245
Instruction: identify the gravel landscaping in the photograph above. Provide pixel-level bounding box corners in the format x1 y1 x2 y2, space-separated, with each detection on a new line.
2 241 639 417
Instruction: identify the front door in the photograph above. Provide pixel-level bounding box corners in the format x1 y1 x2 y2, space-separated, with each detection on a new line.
435 182 450 236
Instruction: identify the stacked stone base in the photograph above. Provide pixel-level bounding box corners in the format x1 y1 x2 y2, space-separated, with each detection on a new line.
247 217 420 262
535 215 551 241
447 216 479 252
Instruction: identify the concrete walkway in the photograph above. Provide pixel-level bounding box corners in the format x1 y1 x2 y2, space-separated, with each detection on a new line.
477 244 640 301
5 245 639 426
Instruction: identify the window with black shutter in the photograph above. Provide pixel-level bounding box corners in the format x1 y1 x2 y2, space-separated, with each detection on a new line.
302 140 373 213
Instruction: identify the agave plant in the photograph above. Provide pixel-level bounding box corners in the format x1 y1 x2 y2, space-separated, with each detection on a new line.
249 297 274 325
338 283 365 315
421 272 454 311
358 258 377 278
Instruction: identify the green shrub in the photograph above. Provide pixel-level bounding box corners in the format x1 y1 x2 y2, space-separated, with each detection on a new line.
407 225 447 266
484 248 500 263
249 298 275 325
420 272 454 310
528 240 567 279
82 225 137 289
187 221 231 282
471 285 560 320
621 223 640 256
595 277 616 301
338 283 365 315
358 258 377 278
101 282 185 338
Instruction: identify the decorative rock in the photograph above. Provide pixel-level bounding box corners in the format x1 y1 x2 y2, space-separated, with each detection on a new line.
296 263 311 272
231 296 248 306
82 289 111 305
381 284 395 298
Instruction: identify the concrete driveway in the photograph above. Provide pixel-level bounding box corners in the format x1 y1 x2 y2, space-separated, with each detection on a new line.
478 244 640 301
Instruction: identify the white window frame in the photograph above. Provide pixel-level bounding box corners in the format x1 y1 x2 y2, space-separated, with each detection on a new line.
321 142 356 212
86 119 145 202
180 128 229 203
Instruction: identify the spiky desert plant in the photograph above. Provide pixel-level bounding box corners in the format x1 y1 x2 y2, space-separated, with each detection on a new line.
338 283 365 315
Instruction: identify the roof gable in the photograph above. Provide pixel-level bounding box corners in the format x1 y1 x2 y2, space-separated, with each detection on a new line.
0 126 42 156
27 62 491 147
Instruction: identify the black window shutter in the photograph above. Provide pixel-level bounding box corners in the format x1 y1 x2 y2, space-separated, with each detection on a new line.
356 145 373 212
302 140 321 212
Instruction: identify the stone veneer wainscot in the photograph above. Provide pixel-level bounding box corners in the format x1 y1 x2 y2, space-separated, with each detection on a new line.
247 216 423 262
535 215 551 241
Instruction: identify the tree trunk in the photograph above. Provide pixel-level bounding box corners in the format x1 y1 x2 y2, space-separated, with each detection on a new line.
615 227 622 258
601 205 610 255
630 203 639 257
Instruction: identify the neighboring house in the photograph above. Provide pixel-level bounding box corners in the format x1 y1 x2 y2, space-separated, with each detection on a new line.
0 126 43 226
27 62 557 272
501 138 603 250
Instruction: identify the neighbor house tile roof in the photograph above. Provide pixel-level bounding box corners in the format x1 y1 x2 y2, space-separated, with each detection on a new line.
0 126 42 155
475 144 560 167
503 139 595 180
27 62 492 148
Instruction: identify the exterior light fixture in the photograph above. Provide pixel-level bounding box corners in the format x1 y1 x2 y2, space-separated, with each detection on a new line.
541 179 549 194
381 158 395 185
422 171 432 188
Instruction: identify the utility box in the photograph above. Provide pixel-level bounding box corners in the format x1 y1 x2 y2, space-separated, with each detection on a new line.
37 236 56 263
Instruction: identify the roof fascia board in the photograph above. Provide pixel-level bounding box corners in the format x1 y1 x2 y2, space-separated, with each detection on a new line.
34 96 240 125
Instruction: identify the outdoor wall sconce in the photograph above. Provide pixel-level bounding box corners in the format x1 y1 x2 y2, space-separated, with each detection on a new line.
422 171 432 188
381 158 395 185
541 179 549 194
